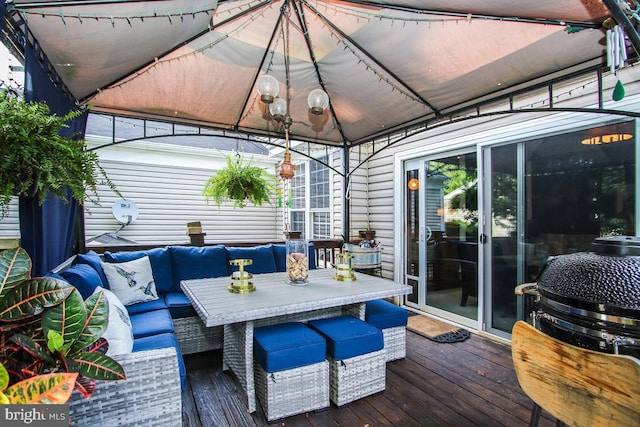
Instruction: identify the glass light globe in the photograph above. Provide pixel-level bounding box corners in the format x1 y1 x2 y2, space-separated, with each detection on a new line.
269 98 288 122
257 75 279 103
307 88 329 115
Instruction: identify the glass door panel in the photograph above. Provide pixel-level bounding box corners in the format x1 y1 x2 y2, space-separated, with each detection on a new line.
404 152 479 323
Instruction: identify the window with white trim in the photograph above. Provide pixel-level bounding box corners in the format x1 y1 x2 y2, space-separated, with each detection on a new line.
289 155 331 239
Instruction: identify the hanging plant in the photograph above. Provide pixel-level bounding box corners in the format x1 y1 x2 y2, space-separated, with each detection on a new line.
202 153 276 208
0 90 119 217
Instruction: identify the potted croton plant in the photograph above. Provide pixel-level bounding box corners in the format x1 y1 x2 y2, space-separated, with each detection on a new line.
0 89 118 217
0 247 125 404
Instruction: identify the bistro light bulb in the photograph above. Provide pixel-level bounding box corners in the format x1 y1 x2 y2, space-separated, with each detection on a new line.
257 75 279 104
408 178 419 190
269 98 288 122
307 88 329 115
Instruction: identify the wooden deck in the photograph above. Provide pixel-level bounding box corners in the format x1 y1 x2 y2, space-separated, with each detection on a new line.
182 328 556 426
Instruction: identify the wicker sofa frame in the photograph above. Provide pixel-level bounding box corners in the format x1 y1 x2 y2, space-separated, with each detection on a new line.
68 347 182 427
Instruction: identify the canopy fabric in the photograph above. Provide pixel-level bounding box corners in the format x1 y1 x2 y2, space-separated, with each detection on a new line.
6 0 623 146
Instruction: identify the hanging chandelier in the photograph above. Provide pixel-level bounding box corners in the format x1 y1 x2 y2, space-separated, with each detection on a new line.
256 2 329 181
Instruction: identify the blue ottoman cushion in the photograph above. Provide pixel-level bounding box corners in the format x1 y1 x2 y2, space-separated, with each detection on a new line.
130 309 174 339
227 244 276 275
254 322 326 372
104 247 173 294
365 299 408 329
62 263 103 299
125 298 168 316
133 332 186 390
170 246 228 291
164 292 198 318
309 316 384 360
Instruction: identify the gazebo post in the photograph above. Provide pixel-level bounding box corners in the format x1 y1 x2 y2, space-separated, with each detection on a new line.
343 144 350 243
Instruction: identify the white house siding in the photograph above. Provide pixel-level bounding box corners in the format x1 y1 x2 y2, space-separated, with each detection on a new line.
85 140 282 246
0 199 20 242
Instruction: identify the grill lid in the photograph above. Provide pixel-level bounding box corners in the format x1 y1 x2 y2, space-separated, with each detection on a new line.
537 237 640 311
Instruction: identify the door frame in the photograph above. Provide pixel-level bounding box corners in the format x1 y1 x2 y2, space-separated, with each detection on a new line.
395 146 483 331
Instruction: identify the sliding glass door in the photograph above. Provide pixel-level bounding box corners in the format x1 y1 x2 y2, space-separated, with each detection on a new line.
404 151 479 327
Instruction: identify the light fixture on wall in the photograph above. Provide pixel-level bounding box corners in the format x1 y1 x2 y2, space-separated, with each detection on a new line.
256 2 329 181
408 178 419 190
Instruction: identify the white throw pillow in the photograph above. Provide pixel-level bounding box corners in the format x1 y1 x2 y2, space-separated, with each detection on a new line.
100 256 159 306
92 286 134 356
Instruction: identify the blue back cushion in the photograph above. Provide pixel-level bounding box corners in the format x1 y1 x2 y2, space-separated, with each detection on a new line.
226 244 277 275
308 242 317 270
62 263 104 299
273 244 286 272
103 248 173 294
273 243 316 271
74 250 108 286
170 246 228 290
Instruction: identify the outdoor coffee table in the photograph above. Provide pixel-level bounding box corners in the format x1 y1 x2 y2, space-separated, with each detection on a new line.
181 268 412 413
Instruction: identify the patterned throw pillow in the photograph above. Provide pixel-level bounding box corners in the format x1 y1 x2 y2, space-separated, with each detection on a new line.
100 256 159 306
92 287 134 355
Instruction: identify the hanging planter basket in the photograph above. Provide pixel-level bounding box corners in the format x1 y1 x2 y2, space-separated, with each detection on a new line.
202 153 276 209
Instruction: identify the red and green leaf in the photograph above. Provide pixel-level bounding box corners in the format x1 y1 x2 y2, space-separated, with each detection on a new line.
73 352 126 381
4 372 78 404
42 288 86 354
69 290 108 354
0 247 31 297
0 278 73 321
9 333 54 364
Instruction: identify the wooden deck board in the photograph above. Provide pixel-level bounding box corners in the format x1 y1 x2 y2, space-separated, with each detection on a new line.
182 328 556 426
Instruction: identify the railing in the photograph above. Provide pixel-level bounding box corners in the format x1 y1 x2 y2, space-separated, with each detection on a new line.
85 238 345 269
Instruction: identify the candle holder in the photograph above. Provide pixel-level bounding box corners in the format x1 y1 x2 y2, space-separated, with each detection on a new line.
228 258 256 293
334 252 356 282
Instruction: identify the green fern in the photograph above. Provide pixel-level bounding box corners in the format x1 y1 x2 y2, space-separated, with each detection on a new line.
202 153 276 209
0 90 120 217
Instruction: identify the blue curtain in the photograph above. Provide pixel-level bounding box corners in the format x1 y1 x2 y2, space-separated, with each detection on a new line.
20 31 87 276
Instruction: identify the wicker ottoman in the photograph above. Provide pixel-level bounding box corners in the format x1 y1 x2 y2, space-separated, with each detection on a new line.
253 322 330 421
365 299 408 361
309 316 386 406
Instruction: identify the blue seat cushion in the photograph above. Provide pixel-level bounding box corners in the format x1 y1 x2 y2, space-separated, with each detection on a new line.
253 322 326 372
104 248 173 294
164 292 197 318
133 332 186 390
62 263 103 299
227 244 276 275
170 246 228 291
365 299 408 329
309 316 384 360
74 250 108 286
130 309 174 339
126 298 168 316
273 242 317 272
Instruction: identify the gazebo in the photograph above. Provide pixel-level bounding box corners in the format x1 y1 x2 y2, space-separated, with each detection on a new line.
2 0 639 273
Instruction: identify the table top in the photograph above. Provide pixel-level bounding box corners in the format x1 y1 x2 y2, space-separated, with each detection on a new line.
181 269 412 327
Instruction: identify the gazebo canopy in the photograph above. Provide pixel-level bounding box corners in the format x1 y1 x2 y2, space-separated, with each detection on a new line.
3 0 636 148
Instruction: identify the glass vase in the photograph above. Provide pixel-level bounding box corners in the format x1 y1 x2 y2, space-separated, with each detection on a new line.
286 238 309 285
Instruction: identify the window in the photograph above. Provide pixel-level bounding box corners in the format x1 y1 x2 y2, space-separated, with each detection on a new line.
288 156 331 239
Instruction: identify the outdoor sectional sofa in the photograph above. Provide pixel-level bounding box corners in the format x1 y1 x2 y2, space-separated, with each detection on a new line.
56 243 316 426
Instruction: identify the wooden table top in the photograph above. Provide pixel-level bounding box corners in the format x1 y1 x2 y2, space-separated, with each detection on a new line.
181 269 412 327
